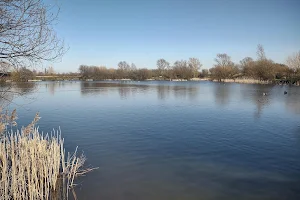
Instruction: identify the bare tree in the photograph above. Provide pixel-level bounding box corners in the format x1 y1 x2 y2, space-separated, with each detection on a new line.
240 57 254 67
118 61 130 71
173 60 193 79
240 57 254 77
254 45 277 80
286 51 300 73
157 59 169 77
211 54 238 80
11 67 34 82
257 44 266 60
0 0 65 70
117 61 130 78
188 58 202 78
131 63 137 71
214 54 234 68
79 65 90 79
136 68 151 80
200 69 209 78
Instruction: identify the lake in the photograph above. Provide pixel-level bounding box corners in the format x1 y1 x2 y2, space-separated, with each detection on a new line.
5 81 300 200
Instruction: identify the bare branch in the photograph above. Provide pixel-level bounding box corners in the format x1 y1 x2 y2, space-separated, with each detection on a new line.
0 0 66 71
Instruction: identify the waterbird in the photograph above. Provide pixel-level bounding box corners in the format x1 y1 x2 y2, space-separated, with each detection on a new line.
284 91 287 95
263 92 267 96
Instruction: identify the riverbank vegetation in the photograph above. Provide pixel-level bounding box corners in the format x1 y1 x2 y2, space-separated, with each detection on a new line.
0 110 94 199
76 45 300 85
209 45 299 85
78 57 202 81
3 45 299 85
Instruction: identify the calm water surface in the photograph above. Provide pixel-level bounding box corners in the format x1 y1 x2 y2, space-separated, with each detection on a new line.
7 81 300 200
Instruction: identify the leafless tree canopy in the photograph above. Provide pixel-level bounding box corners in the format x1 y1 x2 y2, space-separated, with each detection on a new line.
157 59 170 76
286 51 300 73
210 53 239 80
257 44 266 61
0 0 65 70
214 54 234 68
188 57 202 78
77 44 298 84
118 61 130 71
174 60 187 69
130 63 137 71
240 57 254 67
173 60 194 79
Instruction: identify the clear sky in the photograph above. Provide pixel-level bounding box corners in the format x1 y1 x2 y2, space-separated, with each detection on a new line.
50 0 300 73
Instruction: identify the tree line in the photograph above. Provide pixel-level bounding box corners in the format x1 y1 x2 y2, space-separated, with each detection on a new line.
5 45 300 83
79 57 202 81
6 66 78 82
78 45 300 83
209 45 299 83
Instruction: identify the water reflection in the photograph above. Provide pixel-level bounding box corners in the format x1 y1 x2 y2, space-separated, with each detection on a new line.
0 82 36 107
80 81 201 102
45 81 77 95
78 81 300 117
13 82 36 95
157 85 171 100
284 87 300 114
240 84 273 118
172 85 199 100
45 82 59 95
80 82 110 96
214 83 231 106
251 86 272 119
80 82 151 99
118 87 131 99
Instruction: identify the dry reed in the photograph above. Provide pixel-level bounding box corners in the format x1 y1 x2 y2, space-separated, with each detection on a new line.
0 110 95 200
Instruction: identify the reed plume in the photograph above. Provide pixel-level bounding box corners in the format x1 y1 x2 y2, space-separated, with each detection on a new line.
0 109 95 200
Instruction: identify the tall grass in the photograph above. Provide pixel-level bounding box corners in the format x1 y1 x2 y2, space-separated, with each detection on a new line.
0 110 94 200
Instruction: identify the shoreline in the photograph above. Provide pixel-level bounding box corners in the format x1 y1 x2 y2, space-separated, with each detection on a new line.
5 78 300 86
215 78 300 86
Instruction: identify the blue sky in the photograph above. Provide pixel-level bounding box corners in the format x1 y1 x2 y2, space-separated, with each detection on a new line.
50 0 300 72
